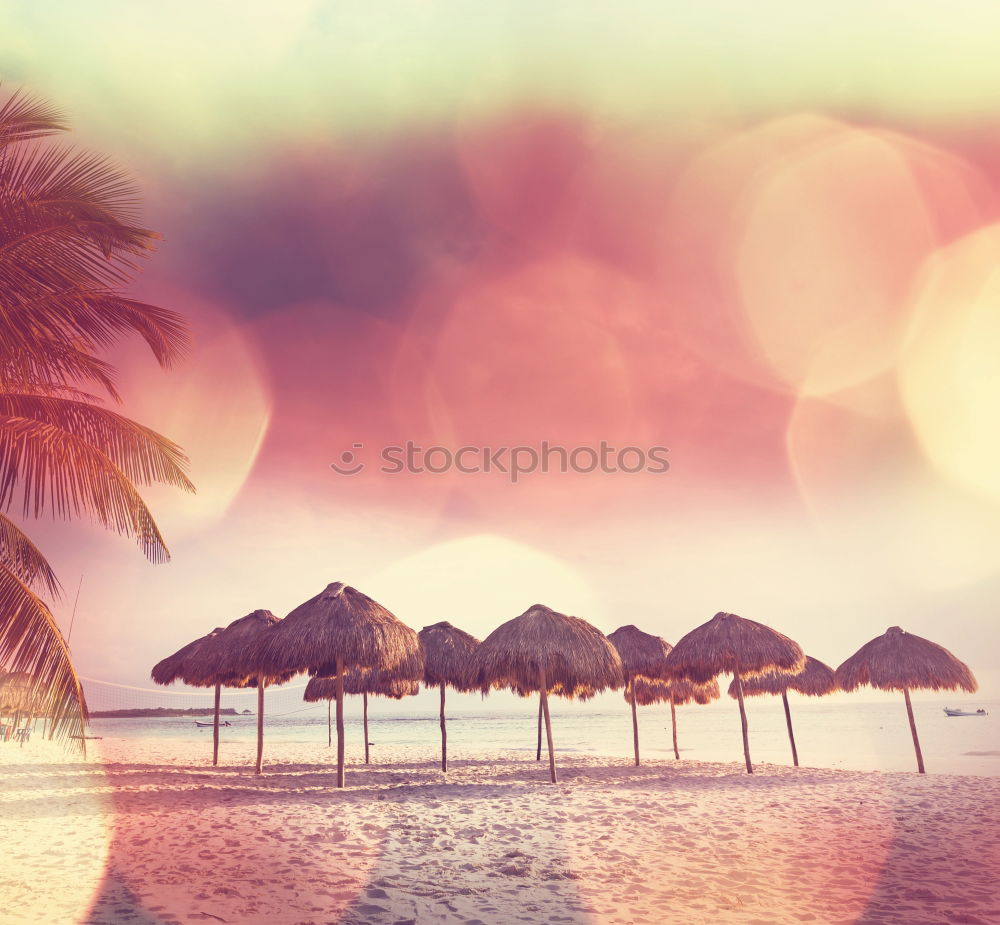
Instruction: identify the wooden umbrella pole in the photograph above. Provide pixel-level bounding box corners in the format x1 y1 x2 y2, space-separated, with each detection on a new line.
439 682 448 773
629 678 640 766
212 683 221 767
536 696 543 761
363 691 370 765
902 687 925 774
782 691 799 767
733 669 753 774
254 682 265 775
327 699 332 748
335 658 346 788
670 701 679 759
539 667 557 783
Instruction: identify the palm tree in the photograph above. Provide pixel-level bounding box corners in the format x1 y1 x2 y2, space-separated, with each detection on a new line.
0 89 194 746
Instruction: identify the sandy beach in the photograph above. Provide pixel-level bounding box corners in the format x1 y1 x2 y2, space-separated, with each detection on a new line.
1 738 998 925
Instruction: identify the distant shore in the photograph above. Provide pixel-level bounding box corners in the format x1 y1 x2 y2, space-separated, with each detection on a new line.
89 706 246 719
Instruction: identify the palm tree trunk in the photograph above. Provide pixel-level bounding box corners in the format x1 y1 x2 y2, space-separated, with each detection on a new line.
439 682 448 772
363 691 370 765
212 683 221 767
538 668 556 783
327 699 332 747
733 669 753 774
629 678 640 766
782 691 799 767
254 682 265 775
536 696 542 761
903 687 925 773
670 701 679 759
336 658 346 788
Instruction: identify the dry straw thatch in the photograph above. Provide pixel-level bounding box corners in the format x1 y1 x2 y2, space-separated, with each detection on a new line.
628 675 720 759
465 603 623 782
151 625 227 765
665 611 804 774
152 611 292 772
211 610 294 775
249 581 422 787
836 626 977 773
305 670 419 762
727 656 838 767
419 621 481 772
608 625 673 766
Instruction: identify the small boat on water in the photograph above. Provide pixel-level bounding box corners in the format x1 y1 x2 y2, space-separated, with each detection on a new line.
194 720 232 727
943 708 987 717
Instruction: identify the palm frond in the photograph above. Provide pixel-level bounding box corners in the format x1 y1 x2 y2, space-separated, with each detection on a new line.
0 416 171 562
0 393 194 491
0 89 65 148
0 562 86 749
0 292 191 376
0 512 60 598
0 335 121 399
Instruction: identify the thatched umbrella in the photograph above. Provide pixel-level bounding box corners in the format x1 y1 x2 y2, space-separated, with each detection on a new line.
418 621 480 772
607 625 673 766
664 611 804 774
727 656 837 767
465 604 623 783
304 670 420 763
152 626 227 765
630 675 721 759
246 581 423 788
209 610 295 775
836 626 977 773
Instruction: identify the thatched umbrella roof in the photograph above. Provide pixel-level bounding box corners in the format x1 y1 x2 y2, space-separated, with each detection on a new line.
419 621 480 691
607 625 673 681
151 626 227 687
665 611 804 774
466 603 623 783
0 670 43 712
253 581 422 787
608 625 674 766
419 621 482 773
247 582 422 678
728 656 838 698
626 675 720 761
836 626 977 693
630 675 720 706
836 626 977 774
726 655 837 768
465 604 623 695
304 672 420 701
665 611 804 684
210 610 296 688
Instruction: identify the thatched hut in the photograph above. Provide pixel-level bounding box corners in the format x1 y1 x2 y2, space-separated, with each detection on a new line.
247 582 423 788
151 626 228 765
607 625 673 766
464 604 623 783
727 656 837 767
836 626 977 773
629 675 721 759
305 670 419 763
664 611 804 774
419 621 480 772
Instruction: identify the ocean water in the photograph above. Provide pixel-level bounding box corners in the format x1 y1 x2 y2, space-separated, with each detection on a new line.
86 693 1000 777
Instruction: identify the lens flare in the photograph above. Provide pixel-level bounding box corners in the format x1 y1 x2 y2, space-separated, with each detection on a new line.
899 224 1000 506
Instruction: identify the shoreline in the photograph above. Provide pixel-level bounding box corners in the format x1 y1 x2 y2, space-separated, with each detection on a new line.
3 737 999 924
